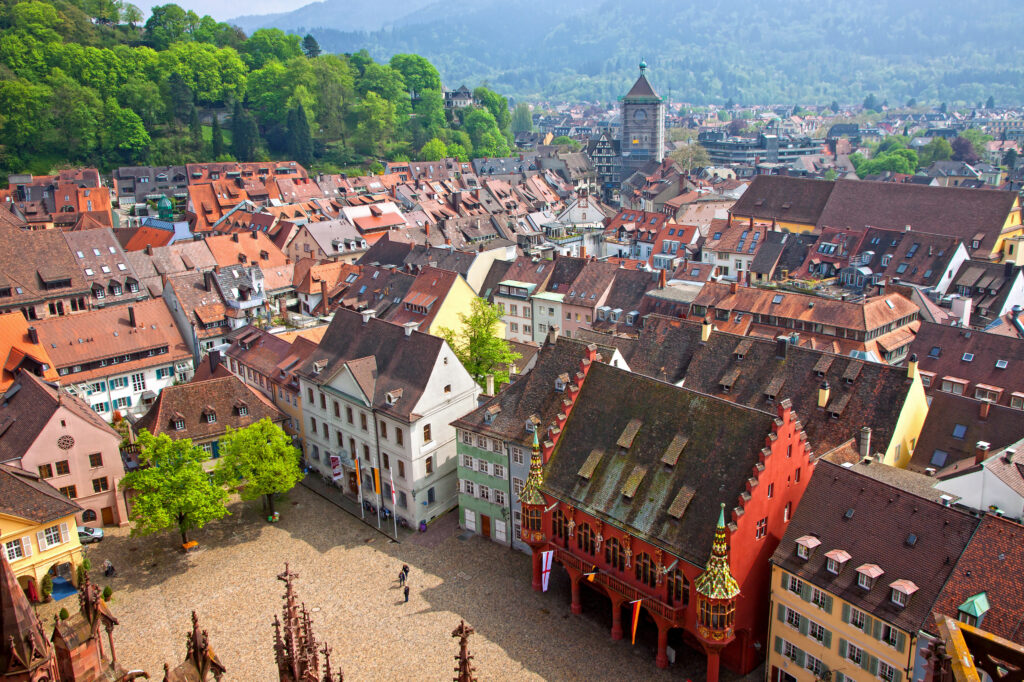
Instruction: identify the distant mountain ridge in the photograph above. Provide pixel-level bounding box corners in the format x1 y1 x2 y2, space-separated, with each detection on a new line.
233 0 1024 105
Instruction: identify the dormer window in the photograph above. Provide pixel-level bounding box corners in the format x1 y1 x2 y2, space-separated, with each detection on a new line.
205 411 216 424
234 402 248 416
889 579 918 608
174 419 185 430
555 373 568 392
957 592 990 627
825 549 851 575
795 535 820 560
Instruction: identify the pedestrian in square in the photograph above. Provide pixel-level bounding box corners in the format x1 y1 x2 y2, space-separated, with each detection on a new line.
398 570 405 587
403 585 410 603
402 564 409 579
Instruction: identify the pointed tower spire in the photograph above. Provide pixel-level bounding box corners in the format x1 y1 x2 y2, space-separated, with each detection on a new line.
519 428 546 505
452 620 476 682
1 554 56 677
695 503 740 600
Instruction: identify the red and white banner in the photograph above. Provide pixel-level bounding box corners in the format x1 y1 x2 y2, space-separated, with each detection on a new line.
389 468 397 505
330 455 343 481
541 550 554 592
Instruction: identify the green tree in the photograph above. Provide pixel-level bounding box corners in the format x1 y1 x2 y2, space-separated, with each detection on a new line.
241 28 302 69
287 103 313 166
717 110 730 122
144 4 188 50
550 135 581 151
851 147 918 177
1003 148 1018 169
439 298 520 388
511 102 532 134
352 91 396 156
918 137 953 166
986 95 995 109
669 141 710 173
862 93 881 111
119 430 229 546
189 105 202 149
165 72 193 124
214 418 302 517
472 86 511 133
301 34 321 58
419 137 446 161
231 101 257 161
46 69 101 158
830 100 839 113
211 113 224 158
463 108 508 157
446 142 469 162
102 97 150 162
961 128 993 159
389 53 441 95
120 3 142 26
823 168 838 181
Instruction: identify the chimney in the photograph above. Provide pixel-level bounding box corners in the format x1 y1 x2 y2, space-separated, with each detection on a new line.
950 295 971 328
485 373 495 396
403 321 419 337
974 441 991 465
701 318 712 342
818 380 831 408
775 336 788 359
581 245 587 259
128 306 136 328
209 349 221 374
729 281 738 294
360 309 376 324
320 278 330 312
658 268 667 289
204 270 216 292
27 326 38 344
250 230 258 239
859 427 872 459
546 324 560 346
979 400 991 421
906 352 918 380
145 244 153 255
231 233 239 242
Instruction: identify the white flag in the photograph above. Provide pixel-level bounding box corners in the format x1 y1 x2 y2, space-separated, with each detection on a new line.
541 550 554 592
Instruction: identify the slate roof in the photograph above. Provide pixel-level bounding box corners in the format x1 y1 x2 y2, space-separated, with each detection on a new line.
577 316 914 454
478 259 514 301
542 256 587 294
932 514 1024 644
541 361 775 566
907 391 1024 473
818 180 1019 257
624 74 660 100
0 370 118 465
452 337 614 448
0 463 81 524
948 261 1021 327
564 261 619 310
729 176 835 225
910 322 1024 407
294 309 445 421
135 374 284 440
773 460 980 634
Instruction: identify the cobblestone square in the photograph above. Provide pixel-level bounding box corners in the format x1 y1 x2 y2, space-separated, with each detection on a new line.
48 485 760 680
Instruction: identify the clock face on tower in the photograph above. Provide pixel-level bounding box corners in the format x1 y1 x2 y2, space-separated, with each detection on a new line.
634 109 647 121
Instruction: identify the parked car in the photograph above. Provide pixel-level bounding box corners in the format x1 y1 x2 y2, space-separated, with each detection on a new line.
78 526 104 544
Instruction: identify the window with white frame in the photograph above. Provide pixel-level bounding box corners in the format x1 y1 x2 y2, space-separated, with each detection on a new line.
477 460 489 475
492 463 505 478
879 660 898 682
512 477 524 495
463 480 475 496
462 454 474 468
5 538 26 561
788 576 804 596
783 639 800 662
785 606 801 629
891 589 907 607
477 435 488 449
847 641 863 665
881 623 899 647
811 587 827 609
462 431 472 444
479 485 490 501
512 447 524 465
131 372 146 392
494 490 506 505
849 606 867 629
805 654 824 677
808 620 827 643
796 544 809 560
41 524 65 549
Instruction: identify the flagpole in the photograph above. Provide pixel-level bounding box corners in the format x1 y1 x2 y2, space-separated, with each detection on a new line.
355 460 364 519
390 469 399 540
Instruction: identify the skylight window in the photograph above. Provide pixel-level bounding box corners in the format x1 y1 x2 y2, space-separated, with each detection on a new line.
952 424 967 440
928 346 940 358
996 359 1008 369
117 263 127 271
713 232 722 240
962 353 974 362
772 295 783 304
885 299 894 309
930 450 949 467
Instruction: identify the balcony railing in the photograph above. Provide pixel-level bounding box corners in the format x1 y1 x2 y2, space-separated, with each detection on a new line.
553 547 681 622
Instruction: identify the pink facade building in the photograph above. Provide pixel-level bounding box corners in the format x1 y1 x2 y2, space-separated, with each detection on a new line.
0 370 128 527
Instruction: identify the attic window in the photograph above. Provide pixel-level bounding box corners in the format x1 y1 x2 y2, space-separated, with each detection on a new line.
928 346 941 358
616 419 643 449
235 403 248 416
667 485 695 519
795 535 821 560
825 549 851 574
996 359 1008 369
905 533 917 547
889 580 918 607
843 508 855 520
958 592 990 627
661 434 688 467
856 563 883 590
771 295 783 304
962 353 974 362
173 419 185 430
555 373 569 391
205 411 216 424
952 424 967 440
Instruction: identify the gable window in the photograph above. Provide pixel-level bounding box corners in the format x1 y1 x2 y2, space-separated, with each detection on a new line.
237 405 248 416
174 418 185 430
891 589 908 607
206 412 216 423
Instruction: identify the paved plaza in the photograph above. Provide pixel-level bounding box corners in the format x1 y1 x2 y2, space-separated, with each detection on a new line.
46 485 761 680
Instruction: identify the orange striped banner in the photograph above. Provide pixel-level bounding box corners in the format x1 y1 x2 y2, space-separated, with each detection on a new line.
630 599 642 645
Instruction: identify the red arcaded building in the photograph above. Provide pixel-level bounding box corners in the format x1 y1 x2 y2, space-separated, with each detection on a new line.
518 348 814 678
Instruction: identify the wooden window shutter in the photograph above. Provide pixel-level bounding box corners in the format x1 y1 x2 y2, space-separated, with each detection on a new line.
892 669 903 682
777 603 786 622
842 602 851 623
869 656 880 675
800 582 812 602
823 628 832 648
774 637 783 655
21 536 32 557
895 630 907 653
873 618 883 639
798 615 809 636
864 614 875 635
838 639 848 659
823 594 834 614
59 522 69 543
780 572 789 591
36 530 46 551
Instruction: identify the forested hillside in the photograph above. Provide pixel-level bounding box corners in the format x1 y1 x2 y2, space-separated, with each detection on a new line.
0 0 512 175
258 0 1024 105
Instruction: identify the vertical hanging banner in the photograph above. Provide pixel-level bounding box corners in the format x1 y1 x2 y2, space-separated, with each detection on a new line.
329 455 343 481
630 599 643 645
540 550 554 592
372 467 381 495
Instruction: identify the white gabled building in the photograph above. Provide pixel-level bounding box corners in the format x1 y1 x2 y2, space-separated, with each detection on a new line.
296 309 480 526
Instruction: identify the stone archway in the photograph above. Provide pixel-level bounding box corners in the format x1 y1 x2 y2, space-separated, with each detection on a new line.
17 574 38 602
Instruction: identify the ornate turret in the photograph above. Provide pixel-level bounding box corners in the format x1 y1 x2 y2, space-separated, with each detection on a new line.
1 555 59 681
519 430 546 507
693 504 740 682
162 611 226 682
273 564 343 682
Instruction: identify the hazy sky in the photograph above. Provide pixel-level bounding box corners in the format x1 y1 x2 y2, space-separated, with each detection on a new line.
132 0 311 21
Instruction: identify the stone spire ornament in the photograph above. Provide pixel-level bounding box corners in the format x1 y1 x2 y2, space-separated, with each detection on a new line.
519 429 546 506
451 620 476 682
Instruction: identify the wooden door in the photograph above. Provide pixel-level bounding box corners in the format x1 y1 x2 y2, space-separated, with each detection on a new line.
348 471 357 494
481 515 491 539
101 507 114 525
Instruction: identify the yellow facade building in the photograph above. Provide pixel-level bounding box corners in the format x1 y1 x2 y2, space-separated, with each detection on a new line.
1 464 84 601
766 460 980 682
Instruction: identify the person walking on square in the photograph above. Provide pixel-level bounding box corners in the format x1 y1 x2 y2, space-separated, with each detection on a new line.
403 584 410 603
402 564 409 579
398 569 406 587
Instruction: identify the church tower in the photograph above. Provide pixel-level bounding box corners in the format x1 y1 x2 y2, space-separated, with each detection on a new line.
619 60 666 174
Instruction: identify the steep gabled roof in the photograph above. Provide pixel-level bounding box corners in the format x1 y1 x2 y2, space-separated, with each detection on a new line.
729 176 835 225
773 460 979 634
0 462 82 523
